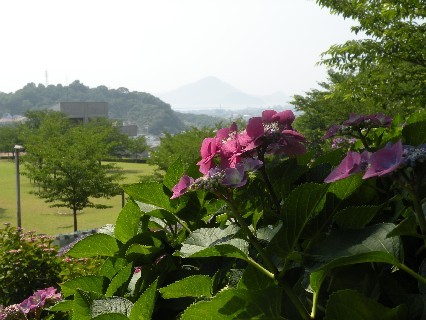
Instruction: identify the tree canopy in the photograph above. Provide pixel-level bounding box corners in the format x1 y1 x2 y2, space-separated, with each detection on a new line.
0 81 221 135
293 0 425 145
22 112 123 231
317 0 425 114
148 127 216 172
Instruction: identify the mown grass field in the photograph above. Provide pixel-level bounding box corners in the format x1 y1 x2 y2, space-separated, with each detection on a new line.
0 159 158 235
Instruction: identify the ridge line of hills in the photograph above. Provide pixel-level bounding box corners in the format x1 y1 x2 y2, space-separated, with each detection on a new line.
0 78 294 135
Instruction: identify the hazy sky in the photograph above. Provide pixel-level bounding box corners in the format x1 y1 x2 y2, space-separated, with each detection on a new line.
0 0 361 97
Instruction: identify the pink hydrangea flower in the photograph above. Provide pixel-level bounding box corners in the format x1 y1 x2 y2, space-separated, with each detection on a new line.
197 138 218 175
271 110 295 130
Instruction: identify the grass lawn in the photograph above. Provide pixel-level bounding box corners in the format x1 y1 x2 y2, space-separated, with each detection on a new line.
0 159 158 235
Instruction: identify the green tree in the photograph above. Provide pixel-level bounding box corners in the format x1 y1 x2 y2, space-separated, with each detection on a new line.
84 118 134 158
316 0 425 114
148 127 216 172
127 135 148 159
0 125 21 154
293 0 425 150
23 115 122 232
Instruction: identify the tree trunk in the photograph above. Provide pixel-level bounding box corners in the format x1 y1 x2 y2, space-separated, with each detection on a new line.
73 207 78 232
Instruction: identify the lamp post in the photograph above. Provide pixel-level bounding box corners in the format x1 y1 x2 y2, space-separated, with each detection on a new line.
14 145 24 228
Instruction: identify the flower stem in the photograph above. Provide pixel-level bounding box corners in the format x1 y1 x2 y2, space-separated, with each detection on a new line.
227 199 279 276
396 262 426 286
311 291 319 319
257 152 281 214
246 257 275 280
354 129 372 151
282 280 310 320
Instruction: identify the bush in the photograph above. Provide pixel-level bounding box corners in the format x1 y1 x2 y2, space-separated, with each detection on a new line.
0 224 62 306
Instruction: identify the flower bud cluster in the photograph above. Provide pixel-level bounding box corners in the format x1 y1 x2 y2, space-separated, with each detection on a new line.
0 304 26 320
190 170 225 193
331 137 357 150
403 144 426 167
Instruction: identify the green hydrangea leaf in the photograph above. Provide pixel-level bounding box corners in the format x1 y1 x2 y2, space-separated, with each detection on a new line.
267 183 329 263
325 289 407 320
306 223 402 272
180 287 283 319
72 290 104 320
237 265 275 291
106 262 133 297
92 314 130 320
115 200 142 243
386 212 419 238
328 173 364 200
61 276 108 298
334 205 382 229
129 278 159 320
125 244 162 263
159 275 212 299
123 182 174 212
99 258 129 280
67 233 119 258
163 157 185 191
49 300 74 312
91 297 133 318
179 225 249 260
402 121 426 146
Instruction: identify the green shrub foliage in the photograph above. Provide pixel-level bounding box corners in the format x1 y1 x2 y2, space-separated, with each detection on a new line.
0 224 62 306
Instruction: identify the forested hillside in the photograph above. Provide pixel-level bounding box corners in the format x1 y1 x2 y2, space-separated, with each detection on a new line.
0 81 220 134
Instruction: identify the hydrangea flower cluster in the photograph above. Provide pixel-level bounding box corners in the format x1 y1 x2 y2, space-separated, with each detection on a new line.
171 110 307 198
324 141 403 182
325 130 426 183
323 113 392 140
331 137 357 150
0 287 61 320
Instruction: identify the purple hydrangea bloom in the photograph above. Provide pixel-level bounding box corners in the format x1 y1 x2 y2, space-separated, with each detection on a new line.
323 124 342 140
343 113 366 126
323 113 393 140
363 140 403 179
171 175 194 199
221 164 247 188
19 287 62 314
324 151 369 183
242 158 263 171
367 113 392 127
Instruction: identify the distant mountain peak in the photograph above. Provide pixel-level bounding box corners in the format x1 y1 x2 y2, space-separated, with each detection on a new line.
159 77 289 110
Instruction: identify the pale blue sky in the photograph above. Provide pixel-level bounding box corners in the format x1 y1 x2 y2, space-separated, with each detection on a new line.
0 0 362 97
